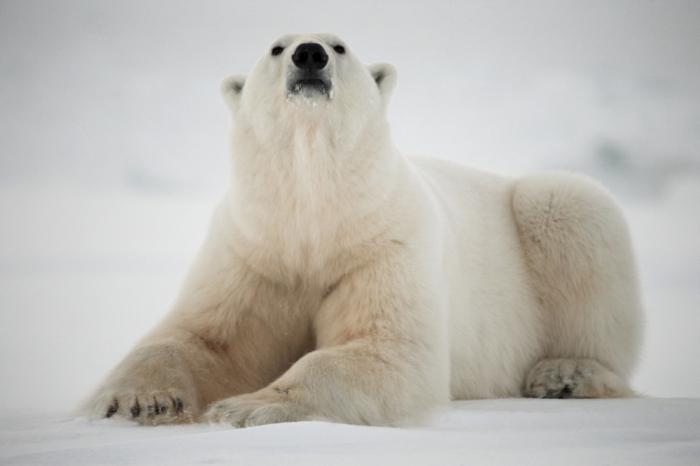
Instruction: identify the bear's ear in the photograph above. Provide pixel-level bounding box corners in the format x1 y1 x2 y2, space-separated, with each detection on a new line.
368 63 397 103
221 75 246 112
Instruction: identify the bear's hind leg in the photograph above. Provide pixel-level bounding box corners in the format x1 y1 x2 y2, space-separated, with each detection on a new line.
524 358 633 398
511 173 643 398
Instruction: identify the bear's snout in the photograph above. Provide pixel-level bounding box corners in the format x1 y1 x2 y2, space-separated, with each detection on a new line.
292 43 328 71
287 42 332 97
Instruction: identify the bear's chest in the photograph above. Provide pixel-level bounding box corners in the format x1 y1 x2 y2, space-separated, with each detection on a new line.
229 198 398 289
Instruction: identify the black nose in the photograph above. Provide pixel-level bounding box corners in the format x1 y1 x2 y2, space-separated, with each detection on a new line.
292 43 328 71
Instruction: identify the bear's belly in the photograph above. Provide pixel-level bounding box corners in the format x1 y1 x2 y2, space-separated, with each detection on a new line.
445 226 544 399
411 157 546 398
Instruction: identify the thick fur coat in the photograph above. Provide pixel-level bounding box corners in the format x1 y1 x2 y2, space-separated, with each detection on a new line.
82 33 643 427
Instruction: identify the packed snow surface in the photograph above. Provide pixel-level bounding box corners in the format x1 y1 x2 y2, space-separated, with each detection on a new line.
1 399 699 466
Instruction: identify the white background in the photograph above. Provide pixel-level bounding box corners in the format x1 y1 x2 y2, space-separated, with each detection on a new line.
0 0 699 416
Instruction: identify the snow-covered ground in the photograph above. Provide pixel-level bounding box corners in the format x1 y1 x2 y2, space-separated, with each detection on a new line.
1 0 699 463
1 399 699 465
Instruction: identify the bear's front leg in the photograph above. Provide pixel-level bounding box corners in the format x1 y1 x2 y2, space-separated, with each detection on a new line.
205 253 450 427
80 338 202 424
80 230 311 425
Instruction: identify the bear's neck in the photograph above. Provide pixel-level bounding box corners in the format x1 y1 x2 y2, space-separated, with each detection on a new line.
225 119 405 279
230 117 398 211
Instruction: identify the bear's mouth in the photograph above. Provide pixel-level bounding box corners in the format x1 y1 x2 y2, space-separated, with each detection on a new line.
287 76 333 97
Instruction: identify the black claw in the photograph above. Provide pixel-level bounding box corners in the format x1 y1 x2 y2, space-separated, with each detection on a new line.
131 401 141 418
106 400 119 418
153 398 163 415
174 398 184 414
158 404 167 414
560 385 574 399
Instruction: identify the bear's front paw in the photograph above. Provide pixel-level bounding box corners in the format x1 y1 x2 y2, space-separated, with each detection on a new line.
83 387 197 425
204 389 311 428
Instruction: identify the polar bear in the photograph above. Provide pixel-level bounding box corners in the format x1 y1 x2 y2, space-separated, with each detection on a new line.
81 33 643 427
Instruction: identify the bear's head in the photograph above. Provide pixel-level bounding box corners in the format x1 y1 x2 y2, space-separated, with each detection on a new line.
221 33 396 151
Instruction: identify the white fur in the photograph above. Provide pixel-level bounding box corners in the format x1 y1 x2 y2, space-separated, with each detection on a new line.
81 34 643 426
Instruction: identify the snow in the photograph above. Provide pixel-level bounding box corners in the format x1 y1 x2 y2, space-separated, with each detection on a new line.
1 399 699 465
1 0 700 463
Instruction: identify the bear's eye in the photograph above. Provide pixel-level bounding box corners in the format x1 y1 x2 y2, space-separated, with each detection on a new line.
333 45 346 54
271 46 284 56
